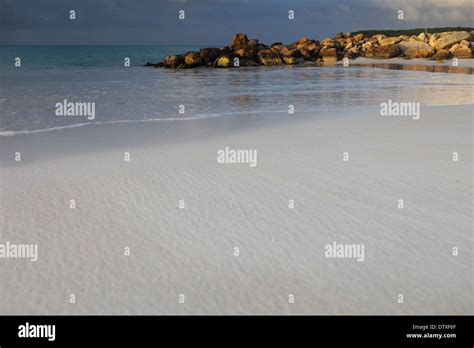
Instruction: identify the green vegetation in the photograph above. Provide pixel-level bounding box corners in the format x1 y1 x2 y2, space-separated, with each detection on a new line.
353 27 474 37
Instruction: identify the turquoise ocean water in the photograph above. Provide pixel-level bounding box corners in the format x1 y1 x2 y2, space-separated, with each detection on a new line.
0 46 472 135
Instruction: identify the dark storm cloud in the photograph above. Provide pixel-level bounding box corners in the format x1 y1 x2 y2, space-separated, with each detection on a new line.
0 0 472 45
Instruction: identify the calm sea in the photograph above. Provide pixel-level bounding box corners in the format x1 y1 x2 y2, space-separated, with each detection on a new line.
0 46 472 135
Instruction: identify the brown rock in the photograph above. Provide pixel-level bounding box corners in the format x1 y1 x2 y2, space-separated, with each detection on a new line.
430 31 470 50
280 48 303 64
215 54 236 68
354 33 365 42
163 55 184 68
281 55 298 64
184 52 202 67
296 37 312 47
235 45 259 60
270 44 287 53
231 33 249 50
432 49 450 60
449 43 472 58
304 42 319 52
299 48 315 60
398 40 435 58
379 37 402 45
321 38 335 47
344 47 360 59
320 47 337 62
372 44 401 59
199 48 221 64
417 32 428 42
257 48 283 65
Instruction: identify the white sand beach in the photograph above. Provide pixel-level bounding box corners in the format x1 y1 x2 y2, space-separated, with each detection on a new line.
0 104 472 314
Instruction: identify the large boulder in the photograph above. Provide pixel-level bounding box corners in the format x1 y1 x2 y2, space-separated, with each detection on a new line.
429 31 470 50
281 49 304 64
361 41 374 57
372 44 400 59
298 48 314 60
353 33 365 42
199 48 221 65
163 55 184 68
379 37 402 45
344 47 360 59
234 45 259 60
295 37 312 49
432 49 450 60
398 40 435 58
273 46 302 64
231 33 250 51
214 54 236 68
257 48 283 65
281 55 301 65
321 37 336 47
270 44 287 54
184 52 202 67
449 43 472 58
372 34 386 42
320 47 337 62
417 32 428 42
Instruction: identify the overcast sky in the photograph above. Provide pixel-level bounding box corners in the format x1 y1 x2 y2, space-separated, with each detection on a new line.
0 0 472 45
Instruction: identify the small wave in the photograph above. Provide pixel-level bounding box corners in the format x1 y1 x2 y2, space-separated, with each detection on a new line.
0 111 263 137
3 103 469 137
0 108 299 137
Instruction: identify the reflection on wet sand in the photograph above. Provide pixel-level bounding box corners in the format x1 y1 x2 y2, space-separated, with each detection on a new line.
350 63 473 75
